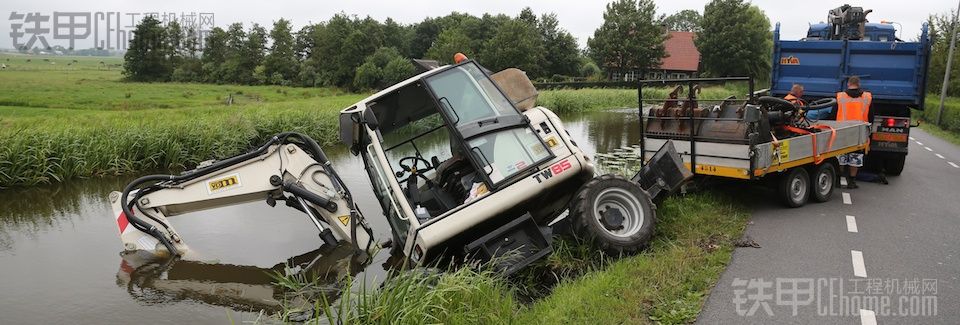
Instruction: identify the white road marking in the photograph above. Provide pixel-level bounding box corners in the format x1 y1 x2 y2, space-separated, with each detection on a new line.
860 309 877 325
840 177 848 187
950 162 960 168
909 136 915 140
842 192 852 205
925 146 933 151
852 250 867 277
846 215 858 233
916 141 924 145
936 153 945 159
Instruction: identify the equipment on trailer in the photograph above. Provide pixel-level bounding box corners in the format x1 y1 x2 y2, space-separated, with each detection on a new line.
111 56 691 276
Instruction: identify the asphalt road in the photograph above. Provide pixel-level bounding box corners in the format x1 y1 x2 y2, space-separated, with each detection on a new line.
697 128 960 325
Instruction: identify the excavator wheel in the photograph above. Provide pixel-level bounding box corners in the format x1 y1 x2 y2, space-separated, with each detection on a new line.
570 174 656 255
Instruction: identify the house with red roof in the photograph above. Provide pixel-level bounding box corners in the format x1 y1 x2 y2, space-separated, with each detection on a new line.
609 31 701 81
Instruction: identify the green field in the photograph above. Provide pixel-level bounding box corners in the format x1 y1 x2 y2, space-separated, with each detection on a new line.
0 53 366 187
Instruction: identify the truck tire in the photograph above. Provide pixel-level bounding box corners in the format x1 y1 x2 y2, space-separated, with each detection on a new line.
884 154 906 176
809 162 837 203
570 174 655 255
778 167 810 208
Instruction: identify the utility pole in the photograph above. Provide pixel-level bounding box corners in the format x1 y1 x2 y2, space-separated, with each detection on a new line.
938 1 960 126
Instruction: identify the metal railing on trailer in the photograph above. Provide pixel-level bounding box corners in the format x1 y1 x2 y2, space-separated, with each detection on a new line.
535 77 759 180
634 77 757 179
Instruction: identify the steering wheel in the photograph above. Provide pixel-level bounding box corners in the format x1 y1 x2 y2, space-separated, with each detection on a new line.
396 156 433 178
758 96 797 112
397 156 436 206
803 97 837 110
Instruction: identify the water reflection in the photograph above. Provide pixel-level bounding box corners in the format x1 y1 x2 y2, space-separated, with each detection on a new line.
0 176 132 253
562 108 641 155
116 243 360 313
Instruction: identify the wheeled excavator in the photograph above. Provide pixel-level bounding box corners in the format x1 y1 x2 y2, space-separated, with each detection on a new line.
111 56 691 274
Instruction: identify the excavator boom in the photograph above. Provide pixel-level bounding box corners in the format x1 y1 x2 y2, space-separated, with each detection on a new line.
110 132 374 259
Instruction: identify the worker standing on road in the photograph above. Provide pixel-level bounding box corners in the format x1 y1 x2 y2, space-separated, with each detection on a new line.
784 84 806 106
835 76 872 189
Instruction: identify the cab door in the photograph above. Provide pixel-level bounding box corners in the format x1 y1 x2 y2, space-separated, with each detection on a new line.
423 62 554 190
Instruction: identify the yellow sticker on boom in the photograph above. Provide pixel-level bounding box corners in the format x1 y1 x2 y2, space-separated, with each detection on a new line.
207 174 241 194
338 215 350 226
778 140 790 162
545 137 559 148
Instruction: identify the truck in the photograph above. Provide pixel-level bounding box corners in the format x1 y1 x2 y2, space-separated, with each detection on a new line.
769 4 931 175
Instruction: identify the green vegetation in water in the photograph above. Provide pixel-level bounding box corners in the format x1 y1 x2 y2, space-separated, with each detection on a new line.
272 193 748 324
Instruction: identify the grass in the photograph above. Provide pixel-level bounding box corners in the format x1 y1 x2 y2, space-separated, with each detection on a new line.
917 95 960 145
538 84 747 115
0 53 365 188
274 193 748 324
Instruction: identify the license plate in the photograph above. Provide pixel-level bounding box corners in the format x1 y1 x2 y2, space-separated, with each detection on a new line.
872 132 908 142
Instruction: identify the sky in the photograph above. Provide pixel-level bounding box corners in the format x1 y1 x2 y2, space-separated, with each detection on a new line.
1 0 955 51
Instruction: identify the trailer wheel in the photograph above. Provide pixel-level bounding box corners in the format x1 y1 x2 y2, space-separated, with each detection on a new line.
810 162 837 203
570 174 655 255
884 154 906 176
778 168 810 208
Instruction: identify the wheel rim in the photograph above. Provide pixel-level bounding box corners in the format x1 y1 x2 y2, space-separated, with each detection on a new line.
790 175 807 203
592 188 645 238
817 168 833 195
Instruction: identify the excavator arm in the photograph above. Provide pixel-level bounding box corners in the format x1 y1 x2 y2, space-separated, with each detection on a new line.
109 132 374 259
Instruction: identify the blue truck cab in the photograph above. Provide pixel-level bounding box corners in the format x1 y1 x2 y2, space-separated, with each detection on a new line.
769 21 930 174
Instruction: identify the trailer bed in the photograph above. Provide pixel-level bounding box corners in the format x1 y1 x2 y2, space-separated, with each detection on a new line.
642 120 870 180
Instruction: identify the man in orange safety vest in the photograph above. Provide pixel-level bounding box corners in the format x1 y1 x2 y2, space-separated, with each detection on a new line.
835 76 872 189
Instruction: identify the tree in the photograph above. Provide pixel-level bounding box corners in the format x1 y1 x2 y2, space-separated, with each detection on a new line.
926 12 960 96
426 27 475 64
697 0 772 80
201 27 228 83
264 19 298 85
518 7 539 26
662 9 702 32
221 23 247 83
538 13 581 77
410 18 442 59
173 25 202 82
382 18 413 57
587 0 667 78
482 19 545 77
123 16 172 81
243 24 268 84
353 47 415 89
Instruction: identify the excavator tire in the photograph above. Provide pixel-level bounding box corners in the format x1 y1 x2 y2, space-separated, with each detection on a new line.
570 174 655 255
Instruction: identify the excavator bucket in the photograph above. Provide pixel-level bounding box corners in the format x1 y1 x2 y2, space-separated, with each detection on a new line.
632 140 693 200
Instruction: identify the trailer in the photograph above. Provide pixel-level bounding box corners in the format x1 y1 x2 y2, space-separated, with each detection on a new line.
634 77 870 207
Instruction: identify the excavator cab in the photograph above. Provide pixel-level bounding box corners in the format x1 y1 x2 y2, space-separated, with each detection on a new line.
340 59 590 269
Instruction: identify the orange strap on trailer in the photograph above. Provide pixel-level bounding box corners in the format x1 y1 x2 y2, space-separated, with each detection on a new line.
782 124 836 165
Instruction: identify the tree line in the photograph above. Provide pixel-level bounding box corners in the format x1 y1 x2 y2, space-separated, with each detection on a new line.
124 8 584 90
124 0 774 89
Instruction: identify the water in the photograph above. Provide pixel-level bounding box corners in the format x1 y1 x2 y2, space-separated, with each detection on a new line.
0 109 640 324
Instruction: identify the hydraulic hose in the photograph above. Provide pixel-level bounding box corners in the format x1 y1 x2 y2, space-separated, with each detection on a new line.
121 174 179 255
